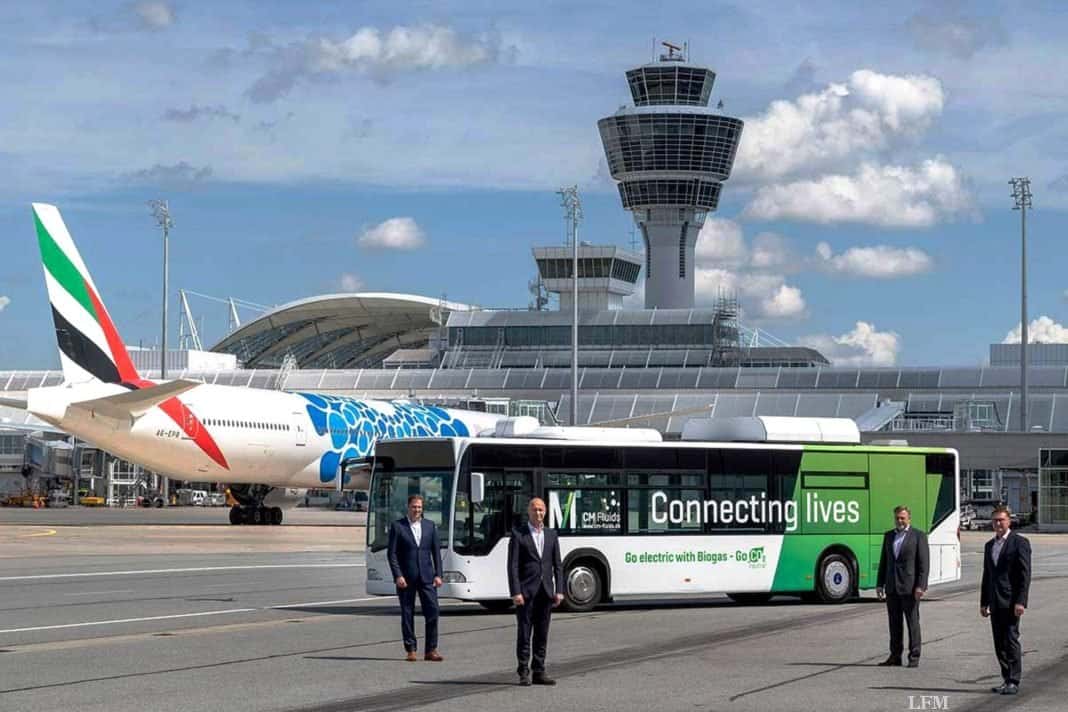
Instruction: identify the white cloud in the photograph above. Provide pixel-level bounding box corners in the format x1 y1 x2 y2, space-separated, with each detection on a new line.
133 1 176 30
0 296 10 312
694 268 806 320
816 242 933 278
906 10 1007 59
338 273 364 291
691 220 805 320
749 232 793 269
694 217 747 266
745 158 973 227
761 284 806 319
357 217 427 251
1003 316 1068 344
801 322 901 366
734 70 944 181
248 25 505 102
122 161 213 187
162 105 240 123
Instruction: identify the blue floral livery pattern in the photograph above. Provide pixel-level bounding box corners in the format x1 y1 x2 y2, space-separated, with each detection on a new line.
298 393 471 483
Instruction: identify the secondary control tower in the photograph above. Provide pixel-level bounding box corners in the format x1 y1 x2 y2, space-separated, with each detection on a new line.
598 43 744 309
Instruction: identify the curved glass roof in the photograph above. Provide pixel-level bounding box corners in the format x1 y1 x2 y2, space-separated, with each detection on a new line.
209 293 475 368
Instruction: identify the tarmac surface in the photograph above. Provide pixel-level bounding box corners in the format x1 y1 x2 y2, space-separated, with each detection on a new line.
0 516 1065 712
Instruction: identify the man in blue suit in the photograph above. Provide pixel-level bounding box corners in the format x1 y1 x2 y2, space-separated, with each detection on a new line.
508 497 565 686
387 494 443 662
876 505 929 668
981 506 1031 695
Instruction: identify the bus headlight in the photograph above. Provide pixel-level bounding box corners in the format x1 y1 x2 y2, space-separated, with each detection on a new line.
367 568 382 581
441 571 467 583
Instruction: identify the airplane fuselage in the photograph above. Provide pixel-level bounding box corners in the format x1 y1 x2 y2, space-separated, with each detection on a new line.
28 382 498 489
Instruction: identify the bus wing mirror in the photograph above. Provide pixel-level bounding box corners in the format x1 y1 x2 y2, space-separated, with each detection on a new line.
470 472 485 504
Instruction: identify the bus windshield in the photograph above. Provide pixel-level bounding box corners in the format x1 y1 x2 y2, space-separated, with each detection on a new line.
367 469 454 552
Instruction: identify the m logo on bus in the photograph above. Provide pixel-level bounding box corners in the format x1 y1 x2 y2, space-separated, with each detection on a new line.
548 490 576 529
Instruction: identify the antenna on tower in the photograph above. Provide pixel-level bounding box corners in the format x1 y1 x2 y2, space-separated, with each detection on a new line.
660 41 683 62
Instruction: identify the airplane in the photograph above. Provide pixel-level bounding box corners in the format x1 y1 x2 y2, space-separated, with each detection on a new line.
13 203 505 525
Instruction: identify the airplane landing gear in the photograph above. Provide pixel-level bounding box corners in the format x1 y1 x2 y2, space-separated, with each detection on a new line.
228 484 283 525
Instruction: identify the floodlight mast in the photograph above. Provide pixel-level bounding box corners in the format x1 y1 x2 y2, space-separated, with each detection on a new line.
1010 177 1033 431
556 185 582 426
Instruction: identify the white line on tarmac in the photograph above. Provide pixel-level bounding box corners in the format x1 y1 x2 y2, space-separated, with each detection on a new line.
0 563 365 582
270 597 380 609
0 596 387 635
0 608 257 634
63 590 135 597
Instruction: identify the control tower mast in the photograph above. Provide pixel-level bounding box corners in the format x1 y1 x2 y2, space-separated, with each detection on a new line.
598 43 744 309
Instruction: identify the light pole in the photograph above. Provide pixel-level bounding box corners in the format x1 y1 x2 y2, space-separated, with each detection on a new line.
148 199 173 505
148 200 173 379
1010 178 1032 432
557 186 582 426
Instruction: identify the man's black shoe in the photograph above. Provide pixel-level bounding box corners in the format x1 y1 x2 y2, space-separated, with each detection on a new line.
991 683 1008 693
518 675 531 687
877 657 902 666
532 673 557 686
1001 683 1019 695
906 660 919 668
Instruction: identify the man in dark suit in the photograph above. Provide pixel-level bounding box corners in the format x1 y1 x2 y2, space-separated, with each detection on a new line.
386 494 443 662
981 505 1031 695
876 505 929 668
507 497 565 686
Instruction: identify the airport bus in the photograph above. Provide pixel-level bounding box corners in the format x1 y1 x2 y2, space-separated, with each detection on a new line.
364 416 960 611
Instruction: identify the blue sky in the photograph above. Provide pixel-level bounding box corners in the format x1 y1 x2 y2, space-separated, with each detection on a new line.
2 0 1068 369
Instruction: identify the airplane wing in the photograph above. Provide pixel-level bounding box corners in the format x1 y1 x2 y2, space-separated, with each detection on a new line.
69 379 202 420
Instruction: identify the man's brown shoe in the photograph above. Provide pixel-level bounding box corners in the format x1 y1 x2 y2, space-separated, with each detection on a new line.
424 650 444 662
405 651 418 662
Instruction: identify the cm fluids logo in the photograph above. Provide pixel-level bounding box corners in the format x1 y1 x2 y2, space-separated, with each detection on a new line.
548 490 620 531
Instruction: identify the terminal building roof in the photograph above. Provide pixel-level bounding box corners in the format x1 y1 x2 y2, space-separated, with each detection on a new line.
210 293 472 369
5 365 1068 433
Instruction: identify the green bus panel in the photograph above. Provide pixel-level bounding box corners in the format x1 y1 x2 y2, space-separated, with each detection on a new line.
867 453 927 585
799 487 869 535
868 453 927 532
926 473 943 531
803 474 867 489
771 534 871 592
799 451 868 474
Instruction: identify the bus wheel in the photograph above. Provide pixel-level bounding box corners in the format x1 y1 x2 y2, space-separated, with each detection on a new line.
477 600 513 613
727 592 772 605
564 562 602 612
229 506 244 525
816 553 854 604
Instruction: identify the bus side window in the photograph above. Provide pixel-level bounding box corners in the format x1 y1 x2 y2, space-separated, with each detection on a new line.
455 469 532 556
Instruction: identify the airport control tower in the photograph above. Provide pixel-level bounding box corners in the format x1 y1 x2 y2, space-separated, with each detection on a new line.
598 44 744 309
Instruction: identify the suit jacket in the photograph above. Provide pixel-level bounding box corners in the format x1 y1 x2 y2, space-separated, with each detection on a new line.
507 524 565 600
386 517 442 584
876 527 930 596
981 532 1031 611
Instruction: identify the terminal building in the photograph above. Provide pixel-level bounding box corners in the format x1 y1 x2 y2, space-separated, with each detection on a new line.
2 50 1067 529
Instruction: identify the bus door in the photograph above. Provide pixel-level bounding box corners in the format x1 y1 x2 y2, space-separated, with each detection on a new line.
925 453 959 583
